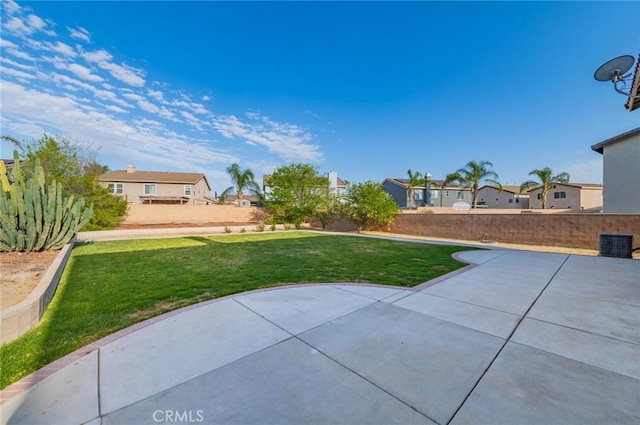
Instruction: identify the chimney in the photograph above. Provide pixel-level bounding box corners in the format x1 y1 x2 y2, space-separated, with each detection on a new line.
328 171 338 194
126 164 136 173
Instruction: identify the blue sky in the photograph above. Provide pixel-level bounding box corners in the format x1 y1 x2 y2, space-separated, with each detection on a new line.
1 1 639 194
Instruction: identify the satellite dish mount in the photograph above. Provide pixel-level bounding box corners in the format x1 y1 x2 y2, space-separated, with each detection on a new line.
594 55 639 98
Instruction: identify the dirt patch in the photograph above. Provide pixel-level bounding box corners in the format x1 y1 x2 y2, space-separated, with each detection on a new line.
0 250 60 310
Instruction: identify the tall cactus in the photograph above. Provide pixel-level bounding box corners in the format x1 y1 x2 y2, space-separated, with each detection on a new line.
0 151 93 252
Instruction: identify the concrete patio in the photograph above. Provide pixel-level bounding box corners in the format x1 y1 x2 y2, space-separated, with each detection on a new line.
1 247 638 424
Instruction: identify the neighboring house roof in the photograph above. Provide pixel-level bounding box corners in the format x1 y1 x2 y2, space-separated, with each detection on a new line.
591 127 640 154
525 182 602 193
100 170 211 191
225 194 261 203
478 185 528 195
336 177 347 187
625 54 640 112
384 177 469 189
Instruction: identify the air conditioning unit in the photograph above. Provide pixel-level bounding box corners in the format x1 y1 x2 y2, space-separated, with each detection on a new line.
599 234 633 258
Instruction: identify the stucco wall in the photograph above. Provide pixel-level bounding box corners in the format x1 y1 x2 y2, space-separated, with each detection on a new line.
121 204 259 225
104 180 211 205
387 213 640 250
603 135 640 213
477 187 530 209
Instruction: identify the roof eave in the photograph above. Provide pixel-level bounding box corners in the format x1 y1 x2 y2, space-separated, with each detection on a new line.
591 126 640 154
625 54 640 112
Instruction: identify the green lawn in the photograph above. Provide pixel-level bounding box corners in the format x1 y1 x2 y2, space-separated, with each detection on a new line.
1 231 477 388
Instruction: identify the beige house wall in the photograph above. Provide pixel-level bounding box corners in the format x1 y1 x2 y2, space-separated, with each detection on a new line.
528 185 602 210
121 204 258 225
580 188 605 210
602 135 640 213
105 180 211 204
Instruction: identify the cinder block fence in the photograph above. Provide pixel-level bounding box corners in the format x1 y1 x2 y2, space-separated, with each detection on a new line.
388 213 640 250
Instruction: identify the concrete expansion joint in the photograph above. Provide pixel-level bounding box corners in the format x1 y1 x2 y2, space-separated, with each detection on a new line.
293 336 440 425
447 255 572 423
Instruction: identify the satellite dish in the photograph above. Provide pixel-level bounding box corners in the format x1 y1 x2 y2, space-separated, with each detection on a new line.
594 55 635 82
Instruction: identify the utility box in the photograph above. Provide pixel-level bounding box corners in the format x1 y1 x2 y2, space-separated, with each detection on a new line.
599 234 633 258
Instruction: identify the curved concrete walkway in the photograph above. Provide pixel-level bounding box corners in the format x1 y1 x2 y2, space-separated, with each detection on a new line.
1 247 639 424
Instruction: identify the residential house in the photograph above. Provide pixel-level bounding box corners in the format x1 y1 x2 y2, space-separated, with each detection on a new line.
382 178 472 208
591 127 640 213
328 171 348 198
100 165 214 205
527 183 603 211
477 185 530 209
224 194 262 207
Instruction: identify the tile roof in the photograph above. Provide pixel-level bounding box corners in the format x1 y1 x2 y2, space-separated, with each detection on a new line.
100 170 211 190
384 178 468 189
591 127 640 154
625 54 640 112
479 185 526 194
524 182 602 193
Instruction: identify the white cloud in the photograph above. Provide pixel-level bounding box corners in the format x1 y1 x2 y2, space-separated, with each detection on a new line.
0 56 36 71
4 17 31 35
1 81 236 168
104 104 127 113
26 14 52 34
83 48 145 87
122 92 144 101
561 158 603 184
48 41 76 57
83 49 112 63
138 99 160 114
148 89 165 102
0 3 323 177
213 113 323 162
48 72 130 108
4 13 54 37
1 65 36 82
66 63 103 82
2 0 20 16
69 26 91 43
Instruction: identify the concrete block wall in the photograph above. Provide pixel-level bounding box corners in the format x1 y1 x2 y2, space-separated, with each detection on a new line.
121 204 259 225
388 213 640 250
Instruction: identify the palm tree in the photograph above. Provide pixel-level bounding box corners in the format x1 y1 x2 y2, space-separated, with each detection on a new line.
406 169 423 209
455 160 501 208
220 163 260 202
520 167 570 209
1 135 23 151
439 172 463 207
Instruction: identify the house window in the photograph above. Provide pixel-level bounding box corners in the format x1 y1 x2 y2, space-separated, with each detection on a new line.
431 190 439 199
184 185 194 196
143 184 157 195
508 199 513 204
457 191 465 200
516 196 520 203
108 183 123 194
554 191 567 199
414 191 423 200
